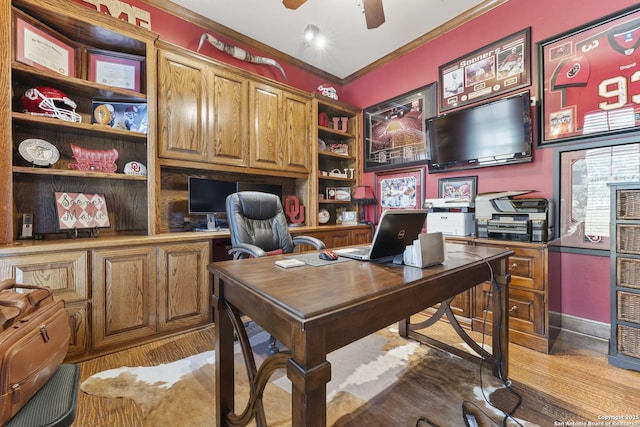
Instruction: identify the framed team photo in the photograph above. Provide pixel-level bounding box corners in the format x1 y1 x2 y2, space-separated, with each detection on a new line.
363 83 437 172
537 5 640 145
438 28 531 113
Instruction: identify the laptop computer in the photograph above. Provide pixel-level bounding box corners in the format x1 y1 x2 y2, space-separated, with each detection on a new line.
333 209 429 262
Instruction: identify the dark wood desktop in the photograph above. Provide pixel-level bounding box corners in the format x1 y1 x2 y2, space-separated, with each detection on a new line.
208 242 512 427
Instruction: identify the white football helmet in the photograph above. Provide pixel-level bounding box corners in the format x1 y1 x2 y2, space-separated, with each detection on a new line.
22 86 82 123
317 84 338 100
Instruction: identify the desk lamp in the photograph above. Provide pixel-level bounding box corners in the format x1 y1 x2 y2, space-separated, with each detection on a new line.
353 186 376 224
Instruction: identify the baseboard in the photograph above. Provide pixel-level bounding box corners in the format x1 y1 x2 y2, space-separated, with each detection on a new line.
549 311 610 341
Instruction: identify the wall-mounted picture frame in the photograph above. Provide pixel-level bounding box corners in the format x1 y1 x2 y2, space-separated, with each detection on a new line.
13 10 76 77
363 83 437 173
87 48 145 93
374 167 424 223
439 27 531 113
537 5 640 145
438 175 478 201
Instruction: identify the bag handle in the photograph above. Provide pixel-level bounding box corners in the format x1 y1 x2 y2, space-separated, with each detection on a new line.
0 305 20 326
0 279 53 305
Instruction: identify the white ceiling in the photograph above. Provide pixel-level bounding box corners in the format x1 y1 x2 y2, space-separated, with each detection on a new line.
168 0 487 79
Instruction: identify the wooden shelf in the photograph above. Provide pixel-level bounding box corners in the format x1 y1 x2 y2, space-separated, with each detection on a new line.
12 112 148 142
13 166 147 180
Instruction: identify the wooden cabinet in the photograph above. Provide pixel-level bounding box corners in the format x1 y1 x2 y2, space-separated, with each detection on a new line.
157 48 209 163
91 246 157 350
249 81 311 173
157 241 211 331
293 226 372 251
0 250 90 357
157 44 248 167
312 94 361 226
8 0 157 241
471 240 549 353
609 184 640 371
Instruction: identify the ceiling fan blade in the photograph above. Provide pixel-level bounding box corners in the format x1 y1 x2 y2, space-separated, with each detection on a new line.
363 0 385 29
282 0 307 9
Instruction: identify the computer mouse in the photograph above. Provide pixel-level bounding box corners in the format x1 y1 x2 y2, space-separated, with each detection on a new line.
319 250 338 261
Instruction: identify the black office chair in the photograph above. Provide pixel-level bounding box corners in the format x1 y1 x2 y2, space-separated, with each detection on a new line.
225 191 325 353
225 191 325 259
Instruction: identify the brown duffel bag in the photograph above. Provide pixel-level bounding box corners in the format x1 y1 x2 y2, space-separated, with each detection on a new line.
0 279 70 426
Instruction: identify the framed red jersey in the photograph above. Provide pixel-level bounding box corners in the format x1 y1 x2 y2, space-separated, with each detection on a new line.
538 5 640 145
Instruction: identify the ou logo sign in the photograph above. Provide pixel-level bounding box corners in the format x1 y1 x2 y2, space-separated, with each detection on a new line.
397 229 406 240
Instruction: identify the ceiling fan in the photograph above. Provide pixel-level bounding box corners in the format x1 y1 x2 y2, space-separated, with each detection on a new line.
282 0 385 29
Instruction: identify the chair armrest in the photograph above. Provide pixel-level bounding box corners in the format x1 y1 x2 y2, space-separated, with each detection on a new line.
292 236 326 250
228 243 268 259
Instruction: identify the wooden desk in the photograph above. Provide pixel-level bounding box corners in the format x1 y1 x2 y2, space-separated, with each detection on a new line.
208 242 512 427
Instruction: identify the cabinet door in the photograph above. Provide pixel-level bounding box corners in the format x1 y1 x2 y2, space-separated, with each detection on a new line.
282 92 311 173
157 241 211 331
157 49 209 162
210 69 249 167
92 246 157 350
0 251 89 358
249 81 283 170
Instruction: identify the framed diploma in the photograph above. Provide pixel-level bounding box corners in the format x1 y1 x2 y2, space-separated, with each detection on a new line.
13 10 76 77
88 48 145 93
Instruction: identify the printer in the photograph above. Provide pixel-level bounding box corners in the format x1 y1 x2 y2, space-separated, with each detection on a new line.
475 190 554 242
424 198 475 237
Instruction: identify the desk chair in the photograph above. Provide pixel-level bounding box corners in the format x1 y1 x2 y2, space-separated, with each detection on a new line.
7 364 80 427
225 191 325 353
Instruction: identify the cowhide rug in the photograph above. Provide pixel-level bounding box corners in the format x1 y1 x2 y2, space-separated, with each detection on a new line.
80 327 579 426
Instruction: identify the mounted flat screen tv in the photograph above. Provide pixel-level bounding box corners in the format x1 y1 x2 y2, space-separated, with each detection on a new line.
426 91 534 173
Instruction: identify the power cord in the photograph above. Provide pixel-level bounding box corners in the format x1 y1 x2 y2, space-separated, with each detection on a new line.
416 252 524 427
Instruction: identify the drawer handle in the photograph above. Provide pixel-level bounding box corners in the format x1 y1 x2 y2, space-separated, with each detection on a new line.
510 263 519 271
509 305 518 312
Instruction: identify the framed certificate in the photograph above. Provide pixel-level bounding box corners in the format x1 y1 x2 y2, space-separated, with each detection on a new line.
13 10 76 77
88 48 145 93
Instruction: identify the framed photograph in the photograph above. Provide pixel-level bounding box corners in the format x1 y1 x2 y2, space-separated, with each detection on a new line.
13 11 76 77
439 28 530 113
87 48 145 92
363 83 437 172
55 192 110 230
537 5 640 145
438 176 478 201
92 101 148 134
374 167 424 223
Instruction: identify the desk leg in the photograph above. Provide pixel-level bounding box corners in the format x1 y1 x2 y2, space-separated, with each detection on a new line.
213 278 235 427
287 336 332 427
492 257 510 380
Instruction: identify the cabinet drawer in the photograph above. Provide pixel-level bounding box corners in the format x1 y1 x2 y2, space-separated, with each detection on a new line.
475 284 545 336
618 291 640 324
507 247 545 291
0 251 88 302
617 325 640 359
617 224 640 255
617 257 640 289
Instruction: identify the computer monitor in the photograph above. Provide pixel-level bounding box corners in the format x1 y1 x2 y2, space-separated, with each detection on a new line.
187 176 236 230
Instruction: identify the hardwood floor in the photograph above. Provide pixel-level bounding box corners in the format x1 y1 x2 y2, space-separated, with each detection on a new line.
72 320 640 426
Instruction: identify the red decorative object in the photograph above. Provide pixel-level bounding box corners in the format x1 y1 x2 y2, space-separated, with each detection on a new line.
340 117 348 132
284 195 305 225
318 112 329 127
55 192 110 230
68 144 119 173
332 117 340 130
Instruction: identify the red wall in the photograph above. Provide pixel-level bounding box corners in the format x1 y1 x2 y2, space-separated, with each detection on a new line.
73 0 637 324
341 0 636 324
